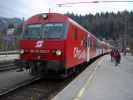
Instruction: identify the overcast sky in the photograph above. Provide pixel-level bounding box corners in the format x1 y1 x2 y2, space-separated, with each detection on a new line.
0 0 133 18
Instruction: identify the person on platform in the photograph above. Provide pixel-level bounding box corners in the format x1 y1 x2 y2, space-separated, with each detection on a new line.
113 49 121 66
123 49 127 56
110 49 114 62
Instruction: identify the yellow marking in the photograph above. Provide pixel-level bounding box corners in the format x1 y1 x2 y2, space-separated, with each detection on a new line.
97 57 105 66
77 87 85 98
74 98 79 100
74 67 97 100
74 58 104 100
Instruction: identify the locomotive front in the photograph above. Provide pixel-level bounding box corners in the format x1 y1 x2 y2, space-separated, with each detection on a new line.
15 13 68 75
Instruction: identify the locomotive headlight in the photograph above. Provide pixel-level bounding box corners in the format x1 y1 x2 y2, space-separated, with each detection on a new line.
42 14 48 19
20 49 24 54
55 50 62 56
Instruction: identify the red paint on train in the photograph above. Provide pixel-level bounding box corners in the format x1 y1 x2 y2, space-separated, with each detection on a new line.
15 13 109 75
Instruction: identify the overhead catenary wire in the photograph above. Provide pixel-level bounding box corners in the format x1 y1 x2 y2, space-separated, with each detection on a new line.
57 0 133 7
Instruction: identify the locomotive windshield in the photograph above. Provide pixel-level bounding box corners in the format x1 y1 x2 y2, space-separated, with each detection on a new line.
22 23 66 39
42 23 66 39
23 24 41 39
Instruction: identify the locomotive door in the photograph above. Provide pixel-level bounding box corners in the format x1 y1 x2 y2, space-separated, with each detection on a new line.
83 34 90 62
86 36 90 61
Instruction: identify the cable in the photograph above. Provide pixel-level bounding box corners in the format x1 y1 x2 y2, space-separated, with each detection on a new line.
57 0 133 7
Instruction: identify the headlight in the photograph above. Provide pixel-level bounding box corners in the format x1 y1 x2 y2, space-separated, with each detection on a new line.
20 49 24 54
55 50 62 56
42 14 48 19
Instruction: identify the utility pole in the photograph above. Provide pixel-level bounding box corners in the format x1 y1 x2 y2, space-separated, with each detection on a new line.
22 17 25 34
49 8 51 13
123 14 128 51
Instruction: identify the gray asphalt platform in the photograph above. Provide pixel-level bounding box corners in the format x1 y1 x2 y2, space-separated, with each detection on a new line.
52 54 133 100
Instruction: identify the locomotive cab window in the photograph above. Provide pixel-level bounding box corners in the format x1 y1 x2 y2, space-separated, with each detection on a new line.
22 23 66 39
42 23 66 39
22 24 42 39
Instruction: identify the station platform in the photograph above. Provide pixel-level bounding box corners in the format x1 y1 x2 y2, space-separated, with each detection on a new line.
52 54 133 100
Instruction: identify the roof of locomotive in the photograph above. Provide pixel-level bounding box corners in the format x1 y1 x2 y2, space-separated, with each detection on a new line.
26 12 102 44
26 13 68 24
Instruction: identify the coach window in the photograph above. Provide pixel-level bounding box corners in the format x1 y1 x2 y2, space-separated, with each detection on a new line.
83 34 87 48
87 38 90 47
90 39 93 48
93 41 96 48
73 28 78 40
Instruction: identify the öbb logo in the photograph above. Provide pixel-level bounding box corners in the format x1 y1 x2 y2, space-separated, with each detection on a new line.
35 41 44 48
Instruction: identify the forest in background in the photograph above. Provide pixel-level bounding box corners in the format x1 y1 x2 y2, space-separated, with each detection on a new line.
66 10 133 40
0 10 133 52
66 10 133 52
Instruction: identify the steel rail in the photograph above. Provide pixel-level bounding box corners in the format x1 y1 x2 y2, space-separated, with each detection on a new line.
0 64 19 71
0 76 41 96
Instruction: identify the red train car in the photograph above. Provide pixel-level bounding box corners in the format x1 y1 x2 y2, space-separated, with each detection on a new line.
15 13 108 76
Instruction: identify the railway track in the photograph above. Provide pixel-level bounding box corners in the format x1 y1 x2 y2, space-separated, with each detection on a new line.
0 76 41 96
0 61 91 100
0 64 84 100
0 55 102 100
0 75 74 100
0 63 19 71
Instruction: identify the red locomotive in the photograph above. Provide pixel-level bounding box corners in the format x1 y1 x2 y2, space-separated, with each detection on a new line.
15 13 109 76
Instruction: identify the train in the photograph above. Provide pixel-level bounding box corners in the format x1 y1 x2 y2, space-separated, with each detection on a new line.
15 13 109 76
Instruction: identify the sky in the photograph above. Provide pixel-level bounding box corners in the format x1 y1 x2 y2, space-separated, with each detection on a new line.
0 0 133 18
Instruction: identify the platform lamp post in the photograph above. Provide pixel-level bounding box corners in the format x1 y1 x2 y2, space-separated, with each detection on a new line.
22 17 25 34
122 14 128 52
